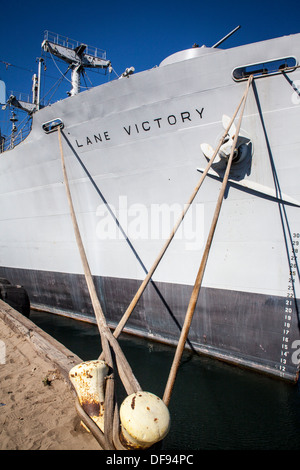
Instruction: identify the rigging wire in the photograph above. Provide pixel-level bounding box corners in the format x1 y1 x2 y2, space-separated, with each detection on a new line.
82 69 93 88
41 64 72 105
1 47 119 107
48 49 73 85
112 67 120 79
0 59 35 74
81 71 90 91
48 49 94 90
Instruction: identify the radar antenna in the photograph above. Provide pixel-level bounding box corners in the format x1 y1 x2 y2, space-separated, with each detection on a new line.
42 31 112 96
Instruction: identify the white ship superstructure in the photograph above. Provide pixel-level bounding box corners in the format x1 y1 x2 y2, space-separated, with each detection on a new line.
0 31 299 380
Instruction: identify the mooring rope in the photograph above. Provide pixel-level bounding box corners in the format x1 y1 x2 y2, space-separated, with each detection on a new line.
56 74 253 448
58 126 141 389
162 75 253 406
108 81 253 343
57 126 142 449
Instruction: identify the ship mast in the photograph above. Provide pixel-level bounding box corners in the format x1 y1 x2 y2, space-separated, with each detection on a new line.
9 110 18 149
42 31 111 96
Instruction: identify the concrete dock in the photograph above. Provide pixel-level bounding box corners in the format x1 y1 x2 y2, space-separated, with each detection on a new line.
0 300 100 450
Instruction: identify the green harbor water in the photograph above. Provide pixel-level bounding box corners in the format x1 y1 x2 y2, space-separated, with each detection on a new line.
30 310 300 451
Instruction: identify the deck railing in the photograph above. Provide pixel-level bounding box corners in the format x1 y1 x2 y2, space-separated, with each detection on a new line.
0 117 32 153
44 31 107 60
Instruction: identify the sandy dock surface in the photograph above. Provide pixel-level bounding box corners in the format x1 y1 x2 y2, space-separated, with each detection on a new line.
0 301 100 450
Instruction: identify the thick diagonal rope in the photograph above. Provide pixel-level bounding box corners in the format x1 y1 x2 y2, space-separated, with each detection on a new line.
107 81 252 344
57 126 142 399
58 126 145 448
163 75 253 406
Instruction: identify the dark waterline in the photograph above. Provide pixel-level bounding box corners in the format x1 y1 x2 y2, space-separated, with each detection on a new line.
30 310 300 450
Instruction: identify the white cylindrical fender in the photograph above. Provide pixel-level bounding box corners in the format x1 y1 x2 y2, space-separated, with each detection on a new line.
119 391 170 449
69 360 109 432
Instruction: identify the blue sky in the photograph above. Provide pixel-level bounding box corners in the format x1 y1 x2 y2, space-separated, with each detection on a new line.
0 0 299 133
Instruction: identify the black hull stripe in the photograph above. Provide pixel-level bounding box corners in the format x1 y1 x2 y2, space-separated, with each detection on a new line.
0 266 299 381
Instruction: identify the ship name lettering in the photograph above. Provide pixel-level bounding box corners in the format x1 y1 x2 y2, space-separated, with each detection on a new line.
123 107 204 136
74 107 204 147
75 131 110 148
196 107 204 118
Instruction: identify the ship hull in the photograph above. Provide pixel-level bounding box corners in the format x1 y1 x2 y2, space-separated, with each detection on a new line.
0 33 300 380
0 265 299 380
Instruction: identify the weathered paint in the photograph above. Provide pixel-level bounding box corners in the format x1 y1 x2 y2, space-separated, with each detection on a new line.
1 265 299 382
119 391 170 449
69 360 109 432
